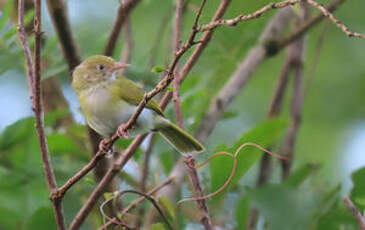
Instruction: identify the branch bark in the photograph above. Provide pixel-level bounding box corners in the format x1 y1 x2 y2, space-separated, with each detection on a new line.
104 0 141 56
17 0 66 229
344 196 365 230
45 0 81 70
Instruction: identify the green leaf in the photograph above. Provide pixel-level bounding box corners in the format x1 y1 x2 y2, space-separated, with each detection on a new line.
315 205 359 230
84 177 96 185
158 196 176 220
44 109 69 127
0 117 34 151
0 0 12 31
235 194 250 229
350 167 365 208
222 109 239 120
150 223 166 230
285 163 319 187
167 86 174 91
210 119 287 201
103 192 114 200
47 133 83 156
160 151 174 173
26 207 57 230
251 184 319 230
151 66 164 73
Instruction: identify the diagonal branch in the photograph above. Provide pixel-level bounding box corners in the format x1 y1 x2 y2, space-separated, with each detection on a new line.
197 0 300 32
45 0 81 70
104 0 141 56
344 196 365 230
17 0 66 229
304 0 365 38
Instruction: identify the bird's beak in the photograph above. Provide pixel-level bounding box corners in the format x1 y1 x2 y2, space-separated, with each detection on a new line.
110 62 130 73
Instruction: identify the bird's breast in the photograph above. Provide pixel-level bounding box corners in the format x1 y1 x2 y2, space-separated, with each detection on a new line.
80 86 154 137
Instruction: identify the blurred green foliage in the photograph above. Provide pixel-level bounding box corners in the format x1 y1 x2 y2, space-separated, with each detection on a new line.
1 0 365 229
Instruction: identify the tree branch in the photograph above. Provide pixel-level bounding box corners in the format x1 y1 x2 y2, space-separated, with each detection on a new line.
278 0 347 48
172 0 184 128
344 196 365 230
104 0 141 56
17 0 66 229
99 177 174 230
45 0 81 70
304 0 365 38
197 0 300 32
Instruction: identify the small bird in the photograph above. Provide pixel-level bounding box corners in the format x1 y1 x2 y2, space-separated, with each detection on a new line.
72 55 204 154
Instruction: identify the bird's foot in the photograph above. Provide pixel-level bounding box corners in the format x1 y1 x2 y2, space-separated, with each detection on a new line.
98 139 111 153
117 124 130 139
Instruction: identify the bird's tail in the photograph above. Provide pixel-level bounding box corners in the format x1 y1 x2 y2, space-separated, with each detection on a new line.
154 117 204 155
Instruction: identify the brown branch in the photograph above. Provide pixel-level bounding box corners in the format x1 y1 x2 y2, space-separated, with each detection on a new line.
45 0 81 70
101 190 175 230
17 0 66 229
172 0 185 128
149 10 173 68
120 17 133 65
99 177 174 230
147 0 233 225
136 134 156 228
304 0 365 38
249 5 309 227
197 0 300 32
280 5 308 178
344 196 365 230
278 0 347 48
104 0 141 56
185 157 213 229
304 21 329 96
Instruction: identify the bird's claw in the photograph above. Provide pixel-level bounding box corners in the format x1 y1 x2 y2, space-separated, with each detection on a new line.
117 125 130 139
98 139 110 153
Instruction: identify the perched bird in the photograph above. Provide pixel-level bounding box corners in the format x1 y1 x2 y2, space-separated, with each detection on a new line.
72 55 204 154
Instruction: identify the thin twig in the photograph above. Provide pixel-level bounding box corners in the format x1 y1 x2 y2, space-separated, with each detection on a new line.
280 4 308 178
104 0 141 56
278 0 347 48
136 134 156 227
99 177 174 230
185 157 213 230
101 190 175 230
304 21 329 96
197 0 300 32
197 0 364 40
344 196 365 230
179 143 287 204
304 0 365 38
18 0 66 229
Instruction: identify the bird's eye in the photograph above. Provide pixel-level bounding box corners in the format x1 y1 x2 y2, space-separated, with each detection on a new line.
97 65 105 71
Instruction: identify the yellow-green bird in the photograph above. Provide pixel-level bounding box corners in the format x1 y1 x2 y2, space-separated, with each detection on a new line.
72 55 204 154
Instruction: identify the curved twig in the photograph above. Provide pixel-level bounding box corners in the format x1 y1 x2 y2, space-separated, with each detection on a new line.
178 143 287 204
100 190 174 230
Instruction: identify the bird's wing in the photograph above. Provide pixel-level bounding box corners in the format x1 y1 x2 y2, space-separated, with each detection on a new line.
111 76 164 116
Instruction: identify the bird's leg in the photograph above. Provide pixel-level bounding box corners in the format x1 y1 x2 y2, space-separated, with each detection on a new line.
117 124 130 139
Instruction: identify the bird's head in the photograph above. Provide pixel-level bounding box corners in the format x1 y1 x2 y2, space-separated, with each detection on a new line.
72 55 129 92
